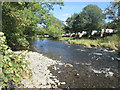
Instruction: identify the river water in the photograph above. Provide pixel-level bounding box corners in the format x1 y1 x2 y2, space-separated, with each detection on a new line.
30 39 120 88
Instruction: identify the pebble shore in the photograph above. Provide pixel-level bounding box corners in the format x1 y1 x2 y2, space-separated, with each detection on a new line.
21 51 66 88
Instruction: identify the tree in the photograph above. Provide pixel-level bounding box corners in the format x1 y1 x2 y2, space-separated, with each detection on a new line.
105 0 120 51
66 13 79 33
65 4 105 36
105 1 120 31
81 5 105 34
39 15 65 39
2 1 64 50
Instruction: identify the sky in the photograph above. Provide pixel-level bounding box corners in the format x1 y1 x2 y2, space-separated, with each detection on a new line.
50 1 112 22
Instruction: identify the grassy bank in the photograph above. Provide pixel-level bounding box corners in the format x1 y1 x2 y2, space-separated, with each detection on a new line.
59 37 74 41
68 35 120 50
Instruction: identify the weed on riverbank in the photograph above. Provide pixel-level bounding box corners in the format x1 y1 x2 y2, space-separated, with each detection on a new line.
59 37 74 41
67 35 120 50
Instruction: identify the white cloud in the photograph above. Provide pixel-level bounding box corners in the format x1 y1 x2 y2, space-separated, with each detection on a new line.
62 13 70 17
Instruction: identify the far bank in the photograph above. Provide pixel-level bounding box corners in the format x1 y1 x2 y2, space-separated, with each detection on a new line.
59 34 120 52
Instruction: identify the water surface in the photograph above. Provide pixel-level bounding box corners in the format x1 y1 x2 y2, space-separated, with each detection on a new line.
30 39 119 88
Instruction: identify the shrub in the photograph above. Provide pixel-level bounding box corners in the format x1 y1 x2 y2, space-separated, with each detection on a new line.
0 32 31 87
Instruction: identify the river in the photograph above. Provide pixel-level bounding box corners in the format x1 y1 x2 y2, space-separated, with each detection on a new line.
30 39 120 88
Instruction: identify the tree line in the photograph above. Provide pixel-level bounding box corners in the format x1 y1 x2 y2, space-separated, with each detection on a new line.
1 1 120 50
65 1 120 38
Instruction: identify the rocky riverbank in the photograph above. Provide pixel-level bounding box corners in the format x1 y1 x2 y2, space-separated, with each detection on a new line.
20 51 68 88
14 50 119 88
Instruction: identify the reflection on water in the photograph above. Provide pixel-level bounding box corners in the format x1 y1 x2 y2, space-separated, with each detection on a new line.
30 39 119 88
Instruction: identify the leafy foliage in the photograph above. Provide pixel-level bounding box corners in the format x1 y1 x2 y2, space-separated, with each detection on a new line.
2 2 64 50
81 5 105 31
105 1 120 30
66 4 105 35
37 15 65 39
68 34 120 50
1 1 64 87
0 32 31 87
105 1 120 50
47 16 65 39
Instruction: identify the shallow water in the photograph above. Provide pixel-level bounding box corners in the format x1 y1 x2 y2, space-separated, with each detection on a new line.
30 39 120 88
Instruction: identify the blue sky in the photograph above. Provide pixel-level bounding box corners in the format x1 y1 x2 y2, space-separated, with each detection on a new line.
50 1 112 22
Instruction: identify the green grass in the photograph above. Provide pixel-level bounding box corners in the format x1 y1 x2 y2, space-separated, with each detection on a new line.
68 35 120 50
59 37 74 41
68 39 101 47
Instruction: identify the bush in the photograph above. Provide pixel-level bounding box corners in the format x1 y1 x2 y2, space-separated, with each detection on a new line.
0 32 31 87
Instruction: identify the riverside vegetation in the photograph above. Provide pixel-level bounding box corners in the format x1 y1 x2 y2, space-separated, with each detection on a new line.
68 34 120 50
61 1 120 51
59 34 120 51
2 2 64 50
1 0 120 88
0 32 68 88
0 32 32 87
1 1 64 88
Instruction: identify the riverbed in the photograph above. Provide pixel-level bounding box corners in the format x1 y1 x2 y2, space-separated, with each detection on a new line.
30 39 120 88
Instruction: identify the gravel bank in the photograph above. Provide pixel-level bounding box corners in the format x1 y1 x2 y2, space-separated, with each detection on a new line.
21 51 66 88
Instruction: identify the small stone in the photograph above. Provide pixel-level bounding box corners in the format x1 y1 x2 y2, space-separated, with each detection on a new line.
55 80 59 83
58 63 63 65
47 65 51 67
53 67 57 70
60 82 66 85
58 71 61 73
116 58 120 60
27 85 34 88
76 62 79 64
65 64 73 67
58 83 61 86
